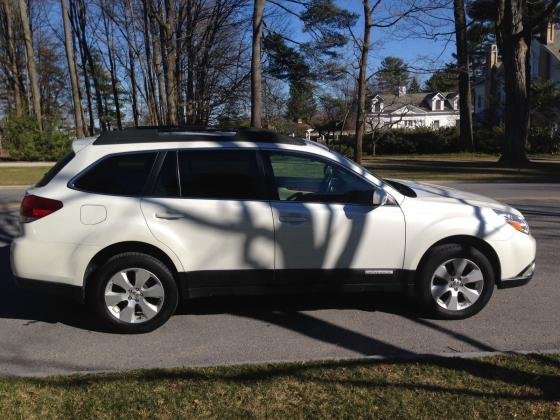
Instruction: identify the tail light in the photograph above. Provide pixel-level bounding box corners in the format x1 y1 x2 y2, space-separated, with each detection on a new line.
20 195 63 223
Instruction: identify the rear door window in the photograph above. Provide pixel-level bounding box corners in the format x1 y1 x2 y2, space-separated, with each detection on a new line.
177 150 265 200
72 152 157 196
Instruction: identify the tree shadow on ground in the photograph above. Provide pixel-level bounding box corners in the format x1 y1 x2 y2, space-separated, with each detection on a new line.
30 352 560 403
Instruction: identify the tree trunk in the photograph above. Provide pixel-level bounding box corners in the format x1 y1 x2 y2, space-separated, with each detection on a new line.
17 0 42 129
164 0 178 126
250 0 264 128
185 0 194 124
123 0 139 127
3 0 23 116
141 0 159 125
61 0 85 137
453 0 474 152
75 0 106 132
354 0 372 164
497 0 530 166
101 3 122 130
151 13 167 123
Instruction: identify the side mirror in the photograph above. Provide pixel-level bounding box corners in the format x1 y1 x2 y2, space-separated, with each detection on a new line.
372 189 388 206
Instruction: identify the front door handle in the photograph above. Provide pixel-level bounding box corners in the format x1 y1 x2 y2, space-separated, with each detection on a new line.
155 212 184 220
279 214 308 224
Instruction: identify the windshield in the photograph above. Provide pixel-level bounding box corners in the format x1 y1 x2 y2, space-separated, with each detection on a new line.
328 148 385 183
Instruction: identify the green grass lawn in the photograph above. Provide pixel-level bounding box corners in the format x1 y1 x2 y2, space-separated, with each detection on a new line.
0 353 558 418
363 155 560 182
0 167 49 186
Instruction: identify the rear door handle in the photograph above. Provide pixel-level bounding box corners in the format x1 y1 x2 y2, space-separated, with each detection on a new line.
279 214 308 224
155 212 184 220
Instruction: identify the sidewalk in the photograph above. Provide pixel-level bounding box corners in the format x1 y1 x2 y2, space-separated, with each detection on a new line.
0 161 55 167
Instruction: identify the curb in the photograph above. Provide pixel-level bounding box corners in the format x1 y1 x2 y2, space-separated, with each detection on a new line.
2 348 559 378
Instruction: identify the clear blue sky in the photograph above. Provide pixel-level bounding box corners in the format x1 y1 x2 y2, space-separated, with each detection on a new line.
285 0 457 84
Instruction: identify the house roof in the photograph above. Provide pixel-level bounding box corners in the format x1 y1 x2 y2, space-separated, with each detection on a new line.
542 37 560 62
370 91 459 114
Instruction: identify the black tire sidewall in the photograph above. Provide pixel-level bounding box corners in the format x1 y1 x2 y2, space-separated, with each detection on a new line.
89 253 179 334
417 244 495 319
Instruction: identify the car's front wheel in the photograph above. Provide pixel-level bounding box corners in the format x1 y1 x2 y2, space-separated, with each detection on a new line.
416 244 495 319
89 252 178 333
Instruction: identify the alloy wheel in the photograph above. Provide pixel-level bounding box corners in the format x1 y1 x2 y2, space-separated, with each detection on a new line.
430 258 485 311
104 268 165 324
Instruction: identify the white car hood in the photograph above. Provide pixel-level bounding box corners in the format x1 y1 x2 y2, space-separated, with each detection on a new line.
387 179 516 213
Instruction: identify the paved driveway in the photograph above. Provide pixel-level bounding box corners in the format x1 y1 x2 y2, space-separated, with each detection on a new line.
0 183 558 376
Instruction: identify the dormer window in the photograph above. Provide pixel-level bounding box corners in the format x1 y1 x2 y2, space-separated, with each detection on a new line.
372 96 384 113
431 94 445 111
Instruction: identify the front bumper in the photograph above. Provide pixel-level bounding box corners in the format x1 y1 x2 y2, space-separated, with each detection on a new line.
498 261 535 289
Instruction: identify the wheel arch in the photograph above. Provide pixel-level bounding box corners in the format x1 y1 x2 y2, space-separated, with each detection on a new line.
415 235 501 282
83 241 182 299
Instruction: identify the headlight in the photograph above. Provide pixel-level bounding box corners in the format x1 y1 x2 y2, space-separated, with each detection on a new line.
494 209 530 235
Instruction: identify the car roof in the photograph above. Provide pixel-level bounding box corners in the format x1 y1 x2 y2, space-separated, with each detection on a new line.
92 127 307 146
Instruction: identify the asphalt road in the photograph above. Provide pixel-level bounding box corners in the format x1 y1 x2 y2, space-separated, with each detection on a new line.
0 182 559 376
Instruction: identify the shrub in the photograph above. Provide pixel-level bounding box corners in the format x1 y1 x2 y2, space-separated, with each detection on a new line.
369 127 460 155
1 115 72 161
528 126 560 154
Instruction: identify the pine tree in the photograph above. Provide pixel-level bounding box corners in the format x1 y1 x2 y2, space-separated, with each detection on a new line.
409 77 421 93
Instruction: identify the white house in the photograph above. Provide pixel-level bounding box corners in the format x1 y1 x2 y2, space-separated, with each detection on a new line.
367 86 460 131
474 22 559 121
530 22 560 82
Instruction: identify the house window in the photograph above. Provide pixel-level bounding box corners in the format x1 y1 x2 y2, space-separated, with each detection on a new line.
373 102 382 112
433 120 440 129
405 120 415 128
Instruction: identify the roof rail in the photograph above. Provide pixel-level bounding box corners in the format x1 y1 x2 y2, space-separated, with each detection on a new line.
92 127 306 146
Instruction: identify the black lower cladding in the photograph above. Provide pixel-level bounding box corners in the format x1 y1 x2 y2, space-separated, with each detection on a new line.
497 261 535 289
14 269 416 302
180 268 414 299
14 277 84 302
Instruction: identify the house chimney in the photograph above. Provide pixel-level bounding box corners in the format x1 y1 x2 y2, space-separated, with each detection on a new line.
297 118 303 124
540 22 555 45
487 44 499 74
397 85 407 97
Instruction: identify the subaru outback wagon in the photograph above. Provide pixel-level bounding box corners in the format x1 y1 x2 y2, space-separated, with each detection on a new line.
10 128 536 333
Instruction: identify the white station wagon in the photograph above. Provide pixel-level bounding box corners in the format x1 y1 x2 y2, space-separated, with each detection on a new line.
10 128 536 333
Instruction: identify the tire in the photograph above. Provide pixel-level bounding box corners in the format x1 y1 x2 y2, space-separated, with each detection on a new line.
88 252 179 333
416 244 495 319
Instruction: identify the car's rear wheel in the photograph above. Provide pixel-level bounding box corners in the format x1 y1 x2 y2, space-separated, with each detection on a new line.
416 244 495 319
89 252 178 333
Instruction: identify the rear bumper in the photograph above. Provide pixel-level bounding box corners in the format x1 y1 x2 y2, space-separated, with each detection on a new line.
14 277 84 302
497 261 535 289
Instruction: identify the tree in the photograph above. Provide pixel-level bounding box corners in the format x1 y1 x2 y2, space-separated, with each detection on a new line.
1 0 24 117
61 0 85 137
18 0 42 129
453 0 474 151
251 0 265 128
376 56 409 93
469 0 560 165
409 77 421 93
354 0 373 164
530 80 560 153
424 63 458 92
